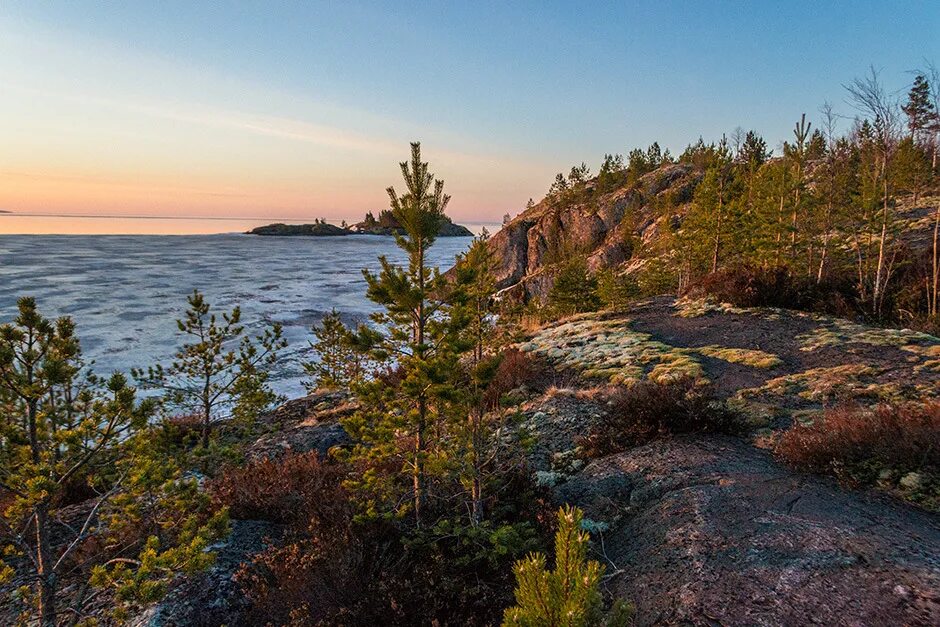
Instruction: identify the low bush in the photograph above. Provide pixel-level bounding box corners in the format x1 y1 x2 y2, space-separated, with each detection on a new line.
685 264 860 318
775 401 940 507
580 377 744 457
208 451 346 524
159 413 204 449
483 348 558 409
221 447 553 625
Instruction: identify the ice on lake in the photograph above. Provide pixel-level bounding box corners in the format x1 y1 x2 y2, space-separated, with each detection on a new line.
0 233 474 399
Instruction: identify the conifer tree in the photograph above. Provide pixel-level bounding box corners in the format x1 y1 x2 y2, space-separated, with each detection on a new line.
451 232 498 523
549 173 570 198
303 309 362 391
0 298 226 625
503 506 632 627
134 290 286 450
548 257 600 316
845 67 902 315
684 138 735 273
342 142 461 527
788 114 813 265
903 75 935 144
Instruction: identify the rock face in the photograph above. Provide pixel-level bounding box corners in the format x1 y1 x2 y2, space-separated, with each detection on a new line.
513 300 940 625
132 520 281 627
555 435 940 626
248 392 355 460
488 164 701 302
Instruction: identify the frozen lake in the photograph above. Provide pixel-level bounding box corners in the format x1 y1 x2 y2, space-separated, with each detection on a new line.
0 233 475 399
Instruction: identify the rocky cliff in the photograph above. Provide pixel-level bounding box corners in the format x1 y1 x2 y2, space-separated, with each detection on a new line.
488 164 701 301
487 162 939 304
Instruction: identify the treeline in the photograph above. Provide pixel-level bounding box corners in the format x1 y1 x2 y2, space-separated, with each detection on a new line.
539 66 940 332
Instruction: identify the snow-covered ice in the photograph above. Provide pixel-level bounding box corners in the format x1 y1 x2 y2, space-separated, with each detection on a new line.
0 233 473 399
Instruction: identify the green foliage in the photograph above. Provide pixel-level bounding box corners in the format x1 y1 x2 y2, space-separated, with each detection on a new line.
902 74 936 141
596 268 639 310
303 309 364 391
134 290 286 450
342 142 465 526
0 297 224 624
503 506 632 627
548 257 600 317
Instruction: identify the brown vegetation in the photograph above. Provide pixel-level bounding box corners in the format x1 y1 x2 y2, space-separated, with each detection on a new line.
580 378 745 458
776 401 940 507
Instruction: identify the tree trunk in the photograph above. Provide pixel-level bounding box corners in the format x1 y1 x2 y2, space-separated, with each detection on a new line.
414 241 426 528
872 158 890 316
36 504 57 627
202 373 211 449
470 409 484 525
932 203 940 316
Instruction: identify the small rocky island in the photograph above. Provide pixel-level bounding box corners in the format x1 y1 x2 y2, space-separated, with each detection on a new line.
248 210 473 237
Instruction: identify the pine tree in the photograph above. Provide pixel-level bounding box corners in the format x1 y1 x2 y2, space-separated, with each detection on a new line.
342 142 462 527
788 114 813 265
0 298 226 625
845 67 902 316
549 173 569 198
451 232 499 523
134 290 286 450
303 309 362 391
684 138 735 273
548 257 600 316
597 153 625 193
502 506 632 627
903 75 936 144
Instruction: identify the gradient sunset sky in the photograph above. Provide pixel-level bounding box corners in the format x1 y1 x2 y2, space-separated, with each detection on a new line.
1 1 939 230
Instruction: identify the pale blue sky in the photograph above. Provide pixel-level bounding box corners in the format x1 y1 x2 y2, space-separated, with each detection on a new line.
1 1 938 225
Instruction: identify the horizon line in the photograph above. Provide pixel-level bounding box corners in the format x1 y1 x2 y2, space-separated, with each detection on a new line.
1 212 500 225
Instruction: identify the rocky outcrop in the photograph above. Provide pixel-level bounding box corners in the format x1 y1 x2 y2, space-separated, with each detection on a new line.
351 215 473 237
132 520 281 627
249 216 473 238
248 391 355 460
489 164 701 302
247 222 349 236
556 435 940 626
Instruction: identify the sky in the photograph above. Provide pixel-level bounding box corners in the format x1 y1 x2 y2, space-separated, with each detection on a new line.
1 1 939 232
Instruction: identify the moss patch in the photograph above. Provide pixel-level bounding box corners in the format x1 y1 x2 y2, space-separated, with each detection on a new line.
520 317 703 384
795 318 936 352
735 364 910 404
673 297 747 318
695 346 783 369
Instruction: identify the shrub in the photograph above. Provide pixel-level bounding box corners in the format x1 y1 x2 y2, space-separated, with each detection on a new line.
227 449 554 625
775 401 940 505
596 268 640 310
483 348 556 409
502 505 632 627
580 378 744 457
159 413 204 449
685 264 859 318
208 452 347 524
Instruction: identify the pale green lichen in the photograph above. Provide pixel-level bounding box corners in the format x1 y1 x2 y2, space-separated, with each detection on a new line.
522 317 705 384
673 297 747 318
796 318 936 352
736 364 907 404
695 345 783 369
